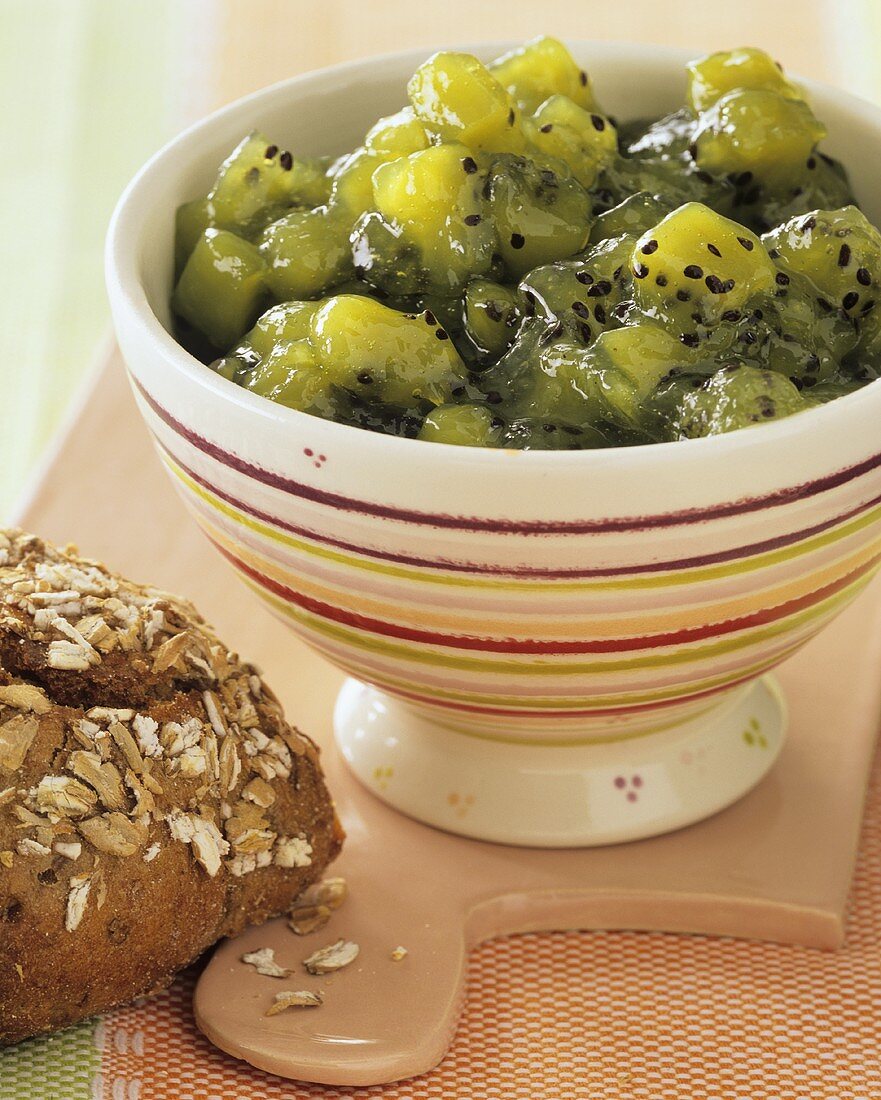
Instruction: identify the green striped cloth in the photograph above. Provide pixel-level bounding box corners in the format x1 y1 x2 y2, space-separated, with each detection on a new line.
0 0 188 523
1 1023 100 1100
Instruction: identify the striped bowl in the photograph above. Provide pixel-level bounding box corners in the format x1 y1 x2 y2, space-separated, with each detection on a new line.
107 44 881 845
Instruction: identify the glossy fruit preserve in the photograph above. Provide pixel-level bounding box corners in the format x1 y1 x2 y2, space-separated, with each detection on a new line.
171 40 881 449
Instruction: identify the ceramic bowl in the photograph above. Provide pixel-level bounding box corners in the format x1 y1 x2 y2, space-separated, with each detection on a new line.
107 42 881 846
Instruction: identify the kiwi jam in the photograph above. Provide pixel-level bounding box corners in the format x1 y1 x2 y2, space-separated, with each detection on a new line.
171 40 881 449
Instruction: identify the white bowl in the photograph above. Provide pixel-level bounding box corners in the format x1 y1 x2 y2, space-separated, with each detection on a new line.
107 42 881 845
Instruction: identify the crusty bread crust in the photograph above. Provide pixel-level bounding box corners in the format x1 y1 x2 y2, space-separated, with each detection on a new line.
0 530 343 1044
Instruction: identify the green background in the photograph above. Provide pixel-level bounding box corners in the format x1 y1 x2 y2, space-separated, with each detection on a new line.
0 0 186 522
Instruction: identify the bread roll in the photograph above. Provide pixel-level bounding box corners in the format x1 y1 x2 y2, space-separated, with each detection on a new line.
0 529 343 1044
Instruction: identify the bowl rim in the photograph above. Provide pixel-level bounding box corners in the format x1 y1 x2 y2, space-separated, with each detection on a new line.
105 38 881 471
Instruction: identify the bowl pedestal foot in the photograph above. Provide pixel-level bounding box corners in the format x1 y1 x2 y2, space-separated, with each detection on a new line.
333 676 786 847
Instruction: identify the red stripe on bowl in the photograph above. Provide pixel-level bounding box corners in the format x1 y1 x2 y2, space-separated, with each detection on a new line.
213 539 880 655
162 437 881 579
